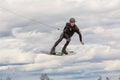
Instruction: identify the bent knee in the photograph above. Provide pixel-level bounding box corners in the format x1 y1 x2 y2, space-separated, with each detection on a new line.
66 38 71 42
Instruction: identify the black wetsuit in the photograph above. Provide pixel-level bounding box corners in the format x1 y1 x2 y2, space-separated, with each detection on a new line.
50 23 83 55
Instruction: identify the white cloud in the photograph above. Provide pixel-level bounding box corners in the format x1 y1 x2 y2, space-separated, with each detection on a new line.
0 66 8 71
0 26 119 79
0 38 35 65
103 60 120 71
0 0 120 80
0 48 35 64
83 0 120 10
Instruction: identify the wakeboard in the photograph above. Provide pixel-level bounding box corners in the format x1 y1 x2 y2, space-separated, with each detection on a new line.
40 51 76 56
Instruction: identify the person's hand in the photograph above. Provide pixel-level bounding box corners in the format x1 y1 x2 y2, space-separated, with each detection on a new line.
81 41 84 45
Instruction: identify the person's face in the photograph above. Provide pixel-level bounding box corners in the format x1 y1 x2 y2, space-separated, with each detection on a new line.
70 22 75 27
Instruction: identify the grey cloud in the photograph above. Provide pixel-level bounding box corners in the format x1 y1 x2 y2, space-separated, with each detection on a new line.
0 0 120 80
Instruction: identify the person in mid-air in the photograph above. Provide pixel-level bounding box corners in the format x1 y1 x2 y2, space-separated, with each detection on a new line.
50 18 84 55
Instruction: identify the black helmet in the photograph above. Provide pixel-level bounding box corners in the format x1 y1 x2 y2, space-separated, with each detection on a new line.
69 18 76 22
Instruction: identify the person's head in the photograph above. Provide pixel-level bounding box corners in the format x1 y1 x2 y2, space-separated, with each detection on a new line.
69 18 76 27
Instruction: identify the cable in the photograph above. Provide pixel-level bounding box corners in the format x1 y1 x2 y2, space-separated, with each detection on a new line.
0 6 62 31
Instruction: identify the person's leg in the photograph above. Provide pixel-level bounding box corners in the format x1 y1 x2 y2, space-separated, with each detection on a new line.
50 33 64 55
62 38 71 55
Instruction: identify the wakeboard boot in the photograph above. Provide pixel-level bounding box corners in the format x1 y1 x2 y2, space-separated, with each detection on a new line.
50 48 56 55
62 49 68 55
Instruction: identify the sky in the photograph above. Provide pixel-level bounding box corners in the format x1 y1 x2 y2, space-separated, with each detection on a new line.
0 0 120 80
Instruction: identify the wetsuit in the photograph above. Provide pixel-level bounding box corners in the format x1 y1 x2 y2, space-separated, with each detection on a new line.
50 23 83 55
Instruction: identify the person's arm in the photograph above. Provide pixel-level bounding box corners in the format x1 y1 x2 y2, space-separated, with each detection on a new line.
75 26 84 45
63 23 69 32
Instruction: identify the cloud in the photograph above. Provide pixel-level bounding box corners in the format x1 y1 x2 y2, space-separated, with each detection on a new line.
103 60 120 71
0 66 8 71
0 24 119 80
0 0 119 36
0 0 120 80
0 49 35 65
0 38 35 65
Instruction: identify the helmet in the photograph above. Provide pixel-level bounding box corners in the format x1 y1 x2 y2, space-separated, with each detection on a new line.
69 18 76 22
